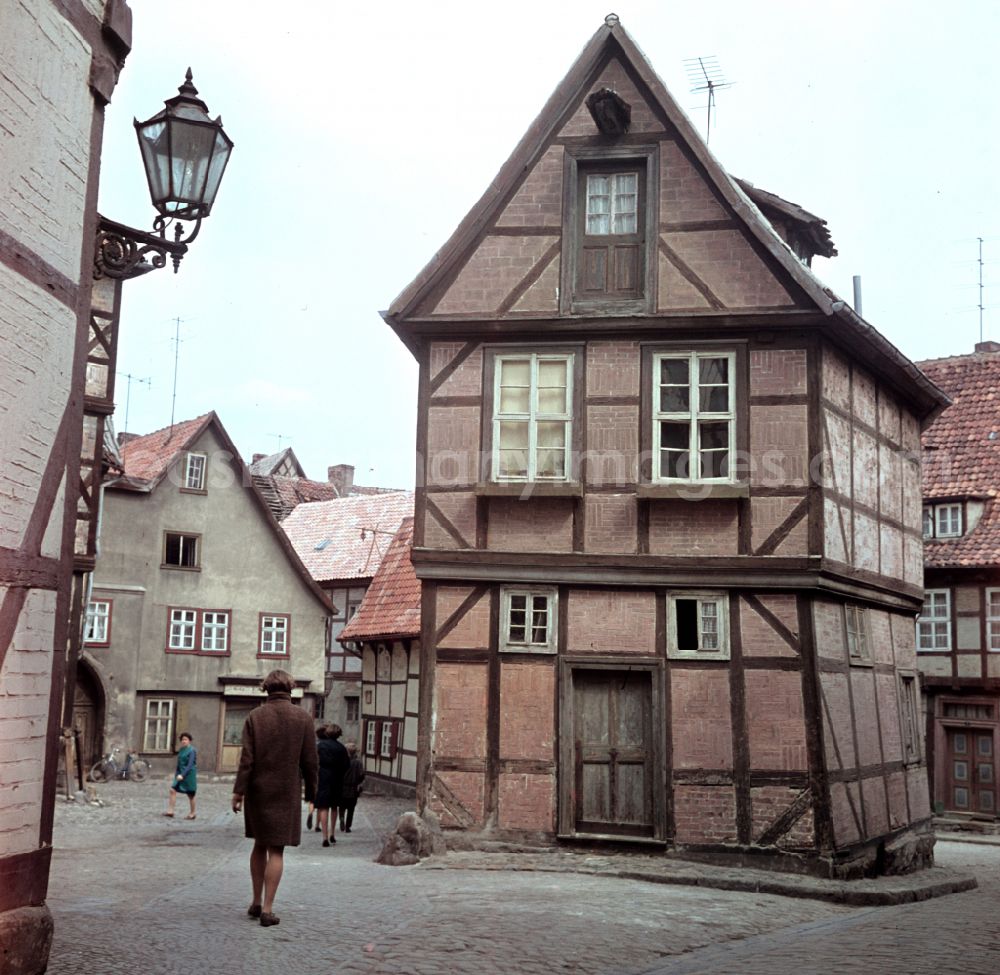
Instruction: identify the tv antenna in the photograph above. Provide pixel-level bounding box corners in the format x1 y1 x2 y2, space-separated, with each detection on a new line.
978 237 985 344
169 316 185 427
684 56 734 143
117 372 151 435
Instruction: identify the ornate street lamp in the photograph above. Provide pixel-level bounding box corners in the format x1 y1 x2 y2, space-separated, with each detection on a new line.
95 70 233 278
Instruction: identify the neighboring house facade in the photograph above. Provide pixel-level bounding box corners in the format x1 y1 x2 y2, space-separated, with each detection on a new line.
82 413 331 772
382 16 950 876
281 492 414 741
0 3 134 970
916 342 1000 819
340 518 421 794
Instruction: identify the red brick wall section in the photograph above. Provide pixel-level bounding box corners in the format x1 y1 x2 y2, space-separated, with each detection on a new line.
813 599 846 664
583 495 637 554
823 409 852 498
749 497 810 557
512 255 560 315
659 256 714 311
821 345 851 412
878 389 902 446
673 785 738 845
876 672 903 762
435 587 491 650
750 404 809 487
829 780 862 846
750 787 814 848
427 406 480 489
906 765 931 819
744 671 807 771
430 770 485 828
850 670 881 767
433 235 560 316
659 141 728 224
498 773 555 832
431 344 484 399
671 669 733 769
852 428 878 508
648 500 738 556
824 498 850 564
890 612 917 670
851 368 878 429
499 662 555 761
430 342 467 387
820 672 852 772
862 776 889 839
749 349 808 397
886 770 910 830
879 523 903 581
488 498 573 552
739 595 799 658
585 405 639 487
878 442 902 521
566 590 656 654
495 146 564 229
853 510 879 574
423 492 477 550
434 664 488 759
586 342 640 397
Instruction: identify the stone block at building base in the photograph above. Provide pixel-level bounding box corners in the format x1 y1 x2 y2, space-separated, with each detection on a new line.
0 906 53 975
376 811 446 865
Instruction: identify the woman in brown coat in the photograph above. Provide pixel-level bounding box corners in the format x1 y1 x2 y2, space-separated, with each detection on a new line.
231 670 318 927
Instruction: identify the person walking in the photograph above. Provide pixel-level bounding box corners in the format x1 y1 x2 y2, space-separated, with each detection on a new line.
232 670 318 928
164 732 197 819
339 740 365 833
314 724 349 847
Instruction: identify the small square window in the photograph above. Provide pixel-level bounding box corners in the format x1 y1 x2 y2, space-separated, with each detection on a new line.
260 615 289 655
844 605 872 664
917 590 951 651
667 592 729 659
164 532 199 568
184 453 206 491
500 588 557 653
84 600 111 645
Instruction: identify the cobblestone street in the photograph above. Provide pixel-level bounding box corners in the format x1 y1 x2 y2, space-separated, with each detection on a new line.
45 780 1000 975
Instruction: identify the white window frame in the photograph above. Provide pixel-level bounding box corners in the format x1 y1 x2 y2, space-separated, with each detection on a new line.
365 719 377 756
380 720 395 759
201 611 230 653
921 507 934 539
652 351 736 483
987 589 1000 652
492 353 573 482
667 591 729 660
500 587 558 653
260 614 289 655
844 604 872 664
917 589 951 651
184 452 207 490
84 600 111 644
169 609 197 650
585 171 638 236
934 504 962 538
143 698 175 752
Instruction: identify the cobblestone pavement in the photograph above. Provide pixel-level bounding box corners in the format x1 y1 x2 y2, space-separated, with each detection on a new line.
45 779 1000 975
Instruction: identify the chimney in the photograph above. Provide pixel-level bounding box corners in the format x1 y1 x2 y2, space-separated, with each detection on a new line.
975 341 1000 354
328 463 355 496
252 453 266 463
117 432 141 447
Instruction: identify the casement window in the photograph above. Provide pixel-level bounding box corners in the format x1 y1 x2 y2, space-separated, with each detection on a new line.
844 605 872 664
380 720 398 760
167 608 230 654
365 719 378 756
898 674 921 764
84 600 111 645
184 452 207 491
345 696 360 724
653 352 736 482
500 587 557 653
577 166 643 300
259 614 290 656
988 589 1000 652
163 532 199 568
917 589 951 651
923 503 963 539
143 698 175 752
667 592 729 660
493 354 573 482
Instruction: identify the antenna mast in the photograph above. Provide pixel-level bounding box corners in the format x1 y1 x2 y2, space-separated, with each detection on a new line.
117 372 151 434
978 237 985 344
684 56 734 143
170 316 183 427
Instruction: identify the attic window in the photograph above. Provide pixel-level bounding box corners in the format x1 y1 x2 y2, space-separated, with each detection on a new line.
923 503 963 539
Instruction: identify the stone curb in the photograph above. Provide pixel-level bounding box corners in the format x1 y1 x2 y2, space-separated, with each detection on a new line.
417 852 978 907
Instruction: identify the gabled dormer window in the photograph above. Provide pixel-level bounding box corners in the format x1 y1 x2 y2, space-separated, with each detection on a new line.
184 453 206 491
923 503 962 539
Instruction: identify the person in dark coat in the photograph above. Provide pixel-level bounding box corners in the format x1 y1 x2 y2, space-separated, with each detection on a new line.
164 732 197 819
231 670 318 927
339 740 365 833
314 723 350 847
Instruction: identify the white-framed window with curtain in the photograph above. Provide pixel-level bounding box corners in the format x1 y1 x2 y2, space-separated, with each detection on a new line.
844 605 872 664
143 698 175 752
653 352 736 482
184 452 206 490
84 600 111 644
667 592 729 659
917 590 951 651
500 588 558 653
585 172 638 235
493 354 573 481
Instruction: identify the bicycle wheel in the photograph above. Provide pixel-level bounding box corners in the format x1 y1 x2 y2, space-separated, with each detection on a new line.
89 760 109 783
128 760 151 782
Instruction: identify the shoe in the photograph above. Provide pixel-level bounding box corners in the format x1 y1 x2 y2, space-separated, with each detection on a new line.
162 812 174 818
306 812 312 830
330 835 336 843
260 912 280 927
322 838 330 847
247 904 262 919
314 824 321 832
345 828 351 833
185 814 196 820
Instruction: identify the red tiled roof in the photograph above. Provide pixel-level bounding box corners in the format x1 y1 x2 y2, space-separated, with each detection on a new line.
340 518 420 642
116 413 214 487
280 492 414 583
919 350 1000 568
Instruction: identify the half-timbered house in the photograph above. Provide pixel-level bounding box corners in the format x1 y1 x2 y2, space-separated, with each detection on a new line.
382 15 950 876
916 343 1000 820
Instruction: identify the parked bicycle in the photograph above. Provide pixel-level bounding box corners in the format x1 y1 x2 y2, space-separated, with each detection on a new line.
89 746 151 783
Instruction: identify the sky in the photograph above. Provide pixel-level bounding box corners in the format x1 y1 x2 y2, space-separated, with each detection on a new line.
98 0 1000 489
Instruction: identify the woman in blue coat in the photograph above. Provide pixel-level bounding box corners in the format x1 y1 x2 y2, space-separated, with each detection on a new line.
164 732 197 819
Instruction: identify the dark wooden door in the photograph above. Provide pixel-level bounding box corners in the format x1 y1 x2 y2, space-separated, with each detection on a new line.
573 670 653 836
945 728 997 815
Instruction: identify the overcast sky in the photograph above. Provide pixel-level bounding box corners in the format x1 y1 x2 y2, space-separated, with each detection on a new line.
98 0 1000 489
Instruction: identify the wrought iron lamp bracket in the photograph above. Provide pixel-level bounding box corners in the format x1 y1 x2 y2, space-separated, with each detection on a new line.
94 215 196 280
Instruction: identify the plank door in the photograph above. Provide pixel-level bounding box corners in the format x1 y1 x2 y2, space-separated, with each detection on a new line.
573 670 653 836
220 703 256 772
945 728 997 815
